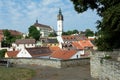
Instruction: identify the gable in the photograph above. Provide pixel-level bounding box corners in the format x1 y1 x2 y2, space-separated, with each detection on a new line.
17 49 32 57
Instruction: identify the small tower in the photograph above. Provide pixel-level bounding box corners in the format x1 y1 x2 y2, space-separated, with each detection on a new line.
57 8 63 36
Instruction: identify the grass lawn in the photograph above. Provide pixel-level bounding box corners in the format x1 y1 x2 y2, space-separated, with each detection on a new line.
0 66 35 80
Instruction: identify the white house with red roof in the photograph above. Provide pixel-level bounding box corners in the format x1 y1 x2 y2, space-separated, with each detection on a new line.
5 47 52 58
50 50 84 60
17 47 52 58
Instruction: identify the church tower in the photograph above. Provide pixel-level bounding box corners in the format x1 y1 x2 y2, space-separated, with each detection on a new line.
57 8 63 36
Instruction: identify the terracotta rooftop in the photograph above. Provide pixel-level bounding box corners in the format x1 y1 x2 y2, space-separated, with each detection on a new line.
72 41 84 50
79 40 94 48
15 39 35 44
6 51 19 58
0 29 22 36
26 47 52 57
51 50 77 60
49 46 61 51
0 34 4 42
62 35 87 42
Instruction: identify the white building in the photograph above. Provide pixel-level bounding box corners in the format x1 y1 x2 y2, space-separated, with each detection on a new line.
33 20 53 37
13 39 36 50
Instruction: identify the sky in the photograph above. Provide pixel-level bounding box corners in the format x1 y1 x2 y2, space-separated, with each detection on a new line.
0 0 101 33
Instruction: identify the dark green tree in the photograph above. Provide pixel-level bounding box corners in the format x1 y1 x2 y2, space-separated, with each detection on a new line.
29 26 41 40
49 32 57 37
0 49 7 58
71 0 120 51
2 29 22 47
72 29 79 34
62 29 79 35
85 29 94 37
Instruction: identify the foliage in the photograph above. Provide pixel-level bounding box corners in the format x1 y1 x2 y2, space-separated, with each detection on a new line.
71 0 120 51
49 32 57 37
85 29 94 37
2 30 22 47
62 29 79 35
0 49 7 58
28 26 41 40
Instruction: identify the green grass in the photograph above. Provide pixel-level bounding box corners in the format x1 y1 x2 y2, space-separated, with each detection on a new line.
0 66 35 80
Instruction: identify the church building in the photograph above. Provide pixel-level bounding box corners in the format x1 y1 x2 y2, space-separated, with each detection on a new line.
33 20 53 37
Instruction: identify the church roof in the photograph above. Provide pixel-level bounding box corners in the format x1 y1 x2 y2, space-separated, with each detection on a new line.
33 20 52 30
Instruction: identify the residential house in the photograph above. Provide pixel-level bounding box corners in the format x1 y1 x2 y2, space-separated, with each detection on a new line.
13 39 36 50
57 35 87 49
79 40 94 49
41 37 59 47
50 50 84 60
33 20 53 37
17 47 52 58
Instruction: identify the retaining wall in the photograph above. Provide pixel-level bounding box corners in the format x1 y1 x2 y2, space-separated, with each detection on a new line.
2 58 90 68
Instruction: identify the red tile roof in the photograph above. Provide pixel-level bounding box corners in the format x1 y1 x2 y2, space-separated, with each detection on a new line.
79 40 94 48
62 35 87 42
15 39 35 44
0 34 4 42
0 29 22 36
9 30 22 36
72 41 83 50
6 51 19 58
51 50 76 60
49 46 61 51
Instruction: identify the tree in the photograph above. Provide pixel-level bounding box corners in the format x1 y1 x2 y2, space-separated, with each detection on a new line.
62 29 79 35
49 32 57 37
2 29 22 47
85 29 94 37
0 49 7 58
71 0 120 51
72 29 79 34
29 26 41 40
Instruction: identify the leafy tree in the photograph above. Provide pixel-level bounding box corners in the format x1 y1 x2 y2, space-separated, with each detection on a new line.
29 26 41 40
72 29 79 34
2 30 22 47
62 29 79 35
71 0 120 51
85 29 94 37
49 32 57 37
0 49 7 58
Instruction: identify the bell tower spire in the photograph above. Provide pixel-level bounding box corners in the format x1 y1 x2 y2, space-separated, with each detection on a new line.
57 8 63 36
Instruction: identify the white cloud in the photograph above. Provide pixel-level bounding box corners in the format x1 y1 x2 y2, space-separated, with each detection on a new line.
0 0 100 32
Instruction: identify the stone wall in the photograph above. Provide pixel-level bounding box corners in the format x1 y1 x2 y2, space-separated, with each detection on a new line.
3 58 89 68
61 58 90 68
90 51 120 80
100 59 120 80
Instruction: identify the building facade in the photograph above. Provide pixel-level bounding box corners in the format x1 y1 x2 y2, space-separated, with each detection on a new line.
33 20 53 37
